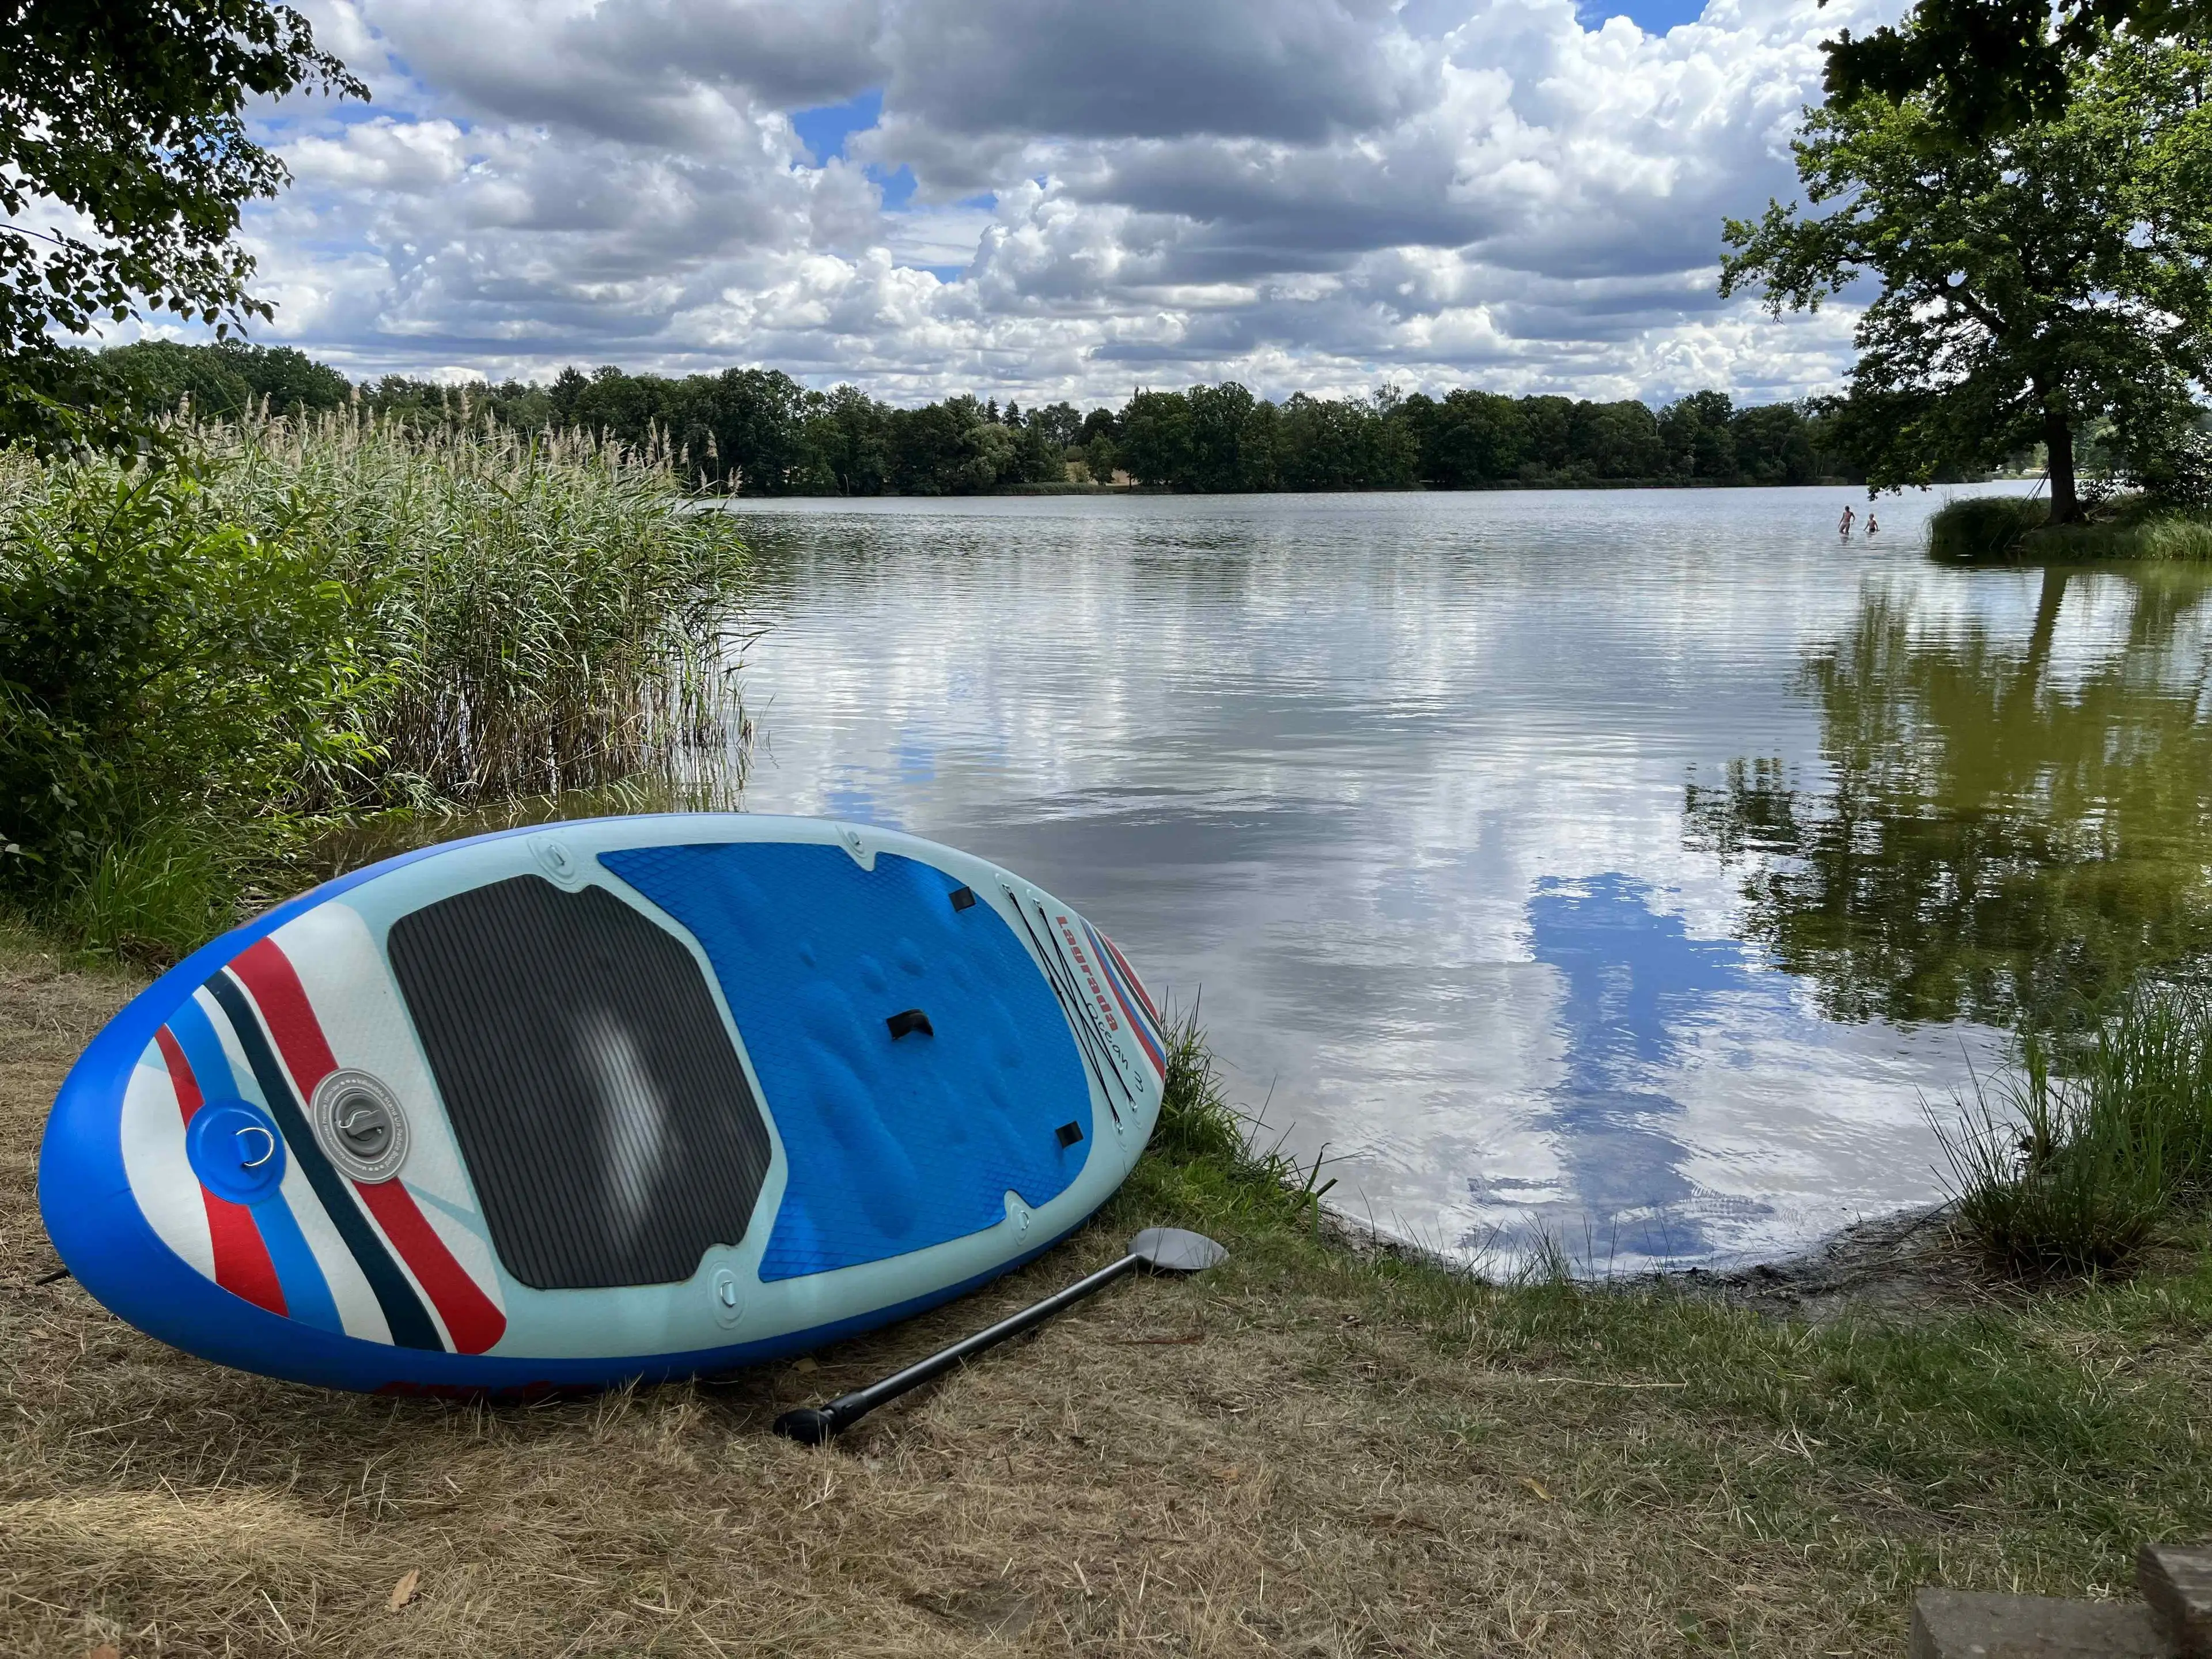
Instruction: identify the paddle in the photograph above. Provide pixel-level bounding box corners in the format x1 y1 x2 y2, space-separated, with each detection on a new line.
771 1227 1228 1445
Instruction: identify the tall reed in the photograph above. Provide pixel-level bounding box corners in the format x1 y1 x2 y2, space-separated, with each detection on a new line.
1926 493 2212 563
0 407 751 957
1936 983 2212 1274
188 406 749 804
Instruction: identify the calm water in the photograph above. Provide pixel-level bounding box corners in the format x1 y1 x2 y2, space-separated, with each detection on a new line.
720 488 2212 1272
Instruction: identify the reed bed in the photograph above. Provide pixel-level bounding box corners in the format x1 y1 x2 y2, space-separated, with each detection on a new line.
198 409 748 803
1926 493 2212 563
0 408 749 957
1936 983 2212 1274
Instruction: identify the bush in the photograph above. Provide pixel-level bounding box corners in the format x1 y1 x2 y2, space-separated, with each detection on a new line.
0 464 378 938
1936 984 2212 1274
0 411 749 956
1926 495 2048 562
1927 491 2212 562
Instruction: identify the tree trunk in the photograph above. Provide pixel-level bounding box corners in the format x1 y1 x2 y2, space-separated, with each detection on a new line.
2022 567 2069 688
2041 392 2079 524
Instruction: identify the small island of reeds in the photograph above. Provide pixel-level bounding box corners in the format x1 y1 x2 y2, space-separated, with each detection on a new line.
1928 493 2212 563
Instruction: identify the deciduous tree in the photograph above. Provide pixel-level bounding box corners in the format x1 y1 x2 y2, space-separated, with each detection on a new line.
1722 33 2212 522
0 0 365 452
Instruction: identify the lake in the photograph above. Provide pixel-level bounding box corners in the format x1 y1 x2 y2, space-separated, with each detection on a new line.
721 488 2212 1272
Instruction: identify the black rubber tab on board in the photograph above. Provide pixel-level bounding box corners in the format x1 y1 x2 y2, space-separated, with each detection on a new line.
387 875 772 1291
885 1007 934 1041
1056 1120 1084 1148
949 885 978 912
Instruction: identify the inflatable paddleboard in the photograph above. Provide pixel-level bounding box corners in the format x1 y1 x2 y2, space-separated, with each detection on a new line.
37 815 1168 1394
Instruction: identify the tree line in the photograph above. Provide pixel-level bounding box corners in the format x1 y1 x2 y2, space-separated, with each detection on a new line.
92 339 1868 495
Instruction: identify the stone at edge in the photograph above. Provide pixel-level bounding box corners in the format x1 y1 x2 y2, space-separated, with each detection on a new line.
1910 1590 2177 1659
2139 1544 2212 1657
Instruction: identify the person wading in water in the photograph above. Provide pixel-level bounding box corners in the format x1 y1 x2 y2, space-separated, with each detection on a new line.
1839 503 1857 538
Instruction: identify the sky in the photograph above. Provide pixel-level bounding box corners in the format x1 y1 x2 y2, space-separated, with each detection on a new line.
172 0 1903 406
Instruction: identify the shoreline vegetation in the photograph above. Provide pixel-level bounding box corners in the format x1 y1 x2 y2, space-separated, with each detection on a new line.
91 338 1904 497
5 948 2211 1654
0 409 751 963
1929 492 2212 561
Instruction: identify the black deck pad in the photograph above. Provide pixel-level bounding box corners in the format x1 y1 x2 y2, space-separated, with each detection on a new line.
387 875 772 1290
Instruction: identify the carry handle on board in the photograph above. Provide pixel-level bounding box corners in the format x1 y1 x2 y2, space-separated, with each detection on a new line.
772 1227 1228 1445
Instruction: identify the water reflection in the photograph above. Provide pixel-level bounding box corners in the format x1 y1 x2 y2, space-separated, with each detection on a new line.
1688 566 2212 1031
726 491 2056 1271
1497 873 1796 1262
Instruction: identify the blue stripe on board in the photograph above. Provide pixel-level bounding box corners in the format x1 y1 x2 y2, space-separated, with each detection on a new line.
1084 921 1164 1070
164 993 247 1103
245 1188 344 1335
203 972 444 1351
165 997 344 1335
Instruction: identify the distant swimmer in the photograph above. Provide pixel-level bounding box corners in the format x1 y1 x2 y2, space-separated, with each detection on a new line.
1839 503 1856 537
1866 513 1880 537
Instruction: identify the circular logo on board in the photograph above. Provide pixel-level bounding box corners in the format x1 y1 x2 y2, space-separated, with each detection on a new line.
310 1069 410 1183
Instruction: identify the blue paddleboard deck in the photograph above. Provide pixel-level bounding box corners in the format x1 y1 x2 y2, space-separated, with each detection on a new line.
37 816 1168 1393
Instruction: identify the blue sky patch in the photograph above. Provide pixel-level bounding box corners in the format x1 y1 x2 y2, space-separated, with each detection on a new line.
791 88 883 164
1580 0 1711 32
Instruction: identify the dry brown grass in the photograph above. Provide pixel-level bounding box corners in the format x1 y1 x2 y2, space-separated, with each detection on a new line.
6 929 2210 1656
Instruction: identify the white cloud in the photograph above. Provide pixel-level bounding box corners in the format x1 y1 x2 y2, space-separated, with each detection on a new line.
204 0 1900 401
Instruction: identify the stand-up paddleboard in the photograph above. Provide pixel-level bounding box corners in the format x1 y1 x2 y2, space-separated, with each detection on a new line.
37 816 1169 1394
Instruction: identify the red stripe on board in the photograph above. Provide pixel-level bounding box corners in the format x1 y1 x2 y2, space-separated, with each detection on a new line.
354 1181 507 1354
155 1025 287 1317
1086 926 1165 1077
230 937 340 1096
154 1025 204 1118
1094 950 1166 1078
228 937 503 1354
1099 931 1162 1026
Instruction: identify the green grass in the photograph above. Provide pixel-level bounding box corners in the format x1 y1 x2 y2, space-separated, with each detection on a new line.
1927 494 2049 562
53 819 237 963
1116 1013 2212 1599
1933 984 2212 1274
1147 1001 1336 1228
1927 493 2212 563
0 410 750 959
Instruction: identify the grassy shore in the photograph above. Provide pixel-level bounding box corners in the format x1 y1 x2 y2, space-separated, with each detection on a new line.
1927 493 2212 562
5 931 2210 1657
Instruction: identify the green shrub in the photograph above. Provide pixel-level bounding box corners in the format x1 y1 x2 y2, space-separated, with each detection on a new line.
1937 984 2212 1274
1926 495 2048 562
0 464 378 903
0 411 749 956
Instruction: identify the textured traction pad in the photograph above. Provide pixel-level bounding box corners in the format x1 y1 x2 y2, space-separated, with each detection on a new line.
601 843 1091 1281
387 876 773 1290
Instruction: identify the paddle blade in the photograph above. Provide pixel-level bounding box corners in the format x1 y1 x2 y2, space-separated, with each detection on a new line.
1129 1228 1227 1274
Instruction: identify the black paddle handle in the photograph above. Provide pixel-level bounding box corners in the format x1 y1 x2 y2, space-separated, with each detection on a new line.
773 1252 1141 1444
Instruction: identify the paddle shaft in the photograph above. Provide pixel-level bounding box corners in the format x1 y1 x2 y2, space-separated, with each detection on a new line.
780 1251 1142 1441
